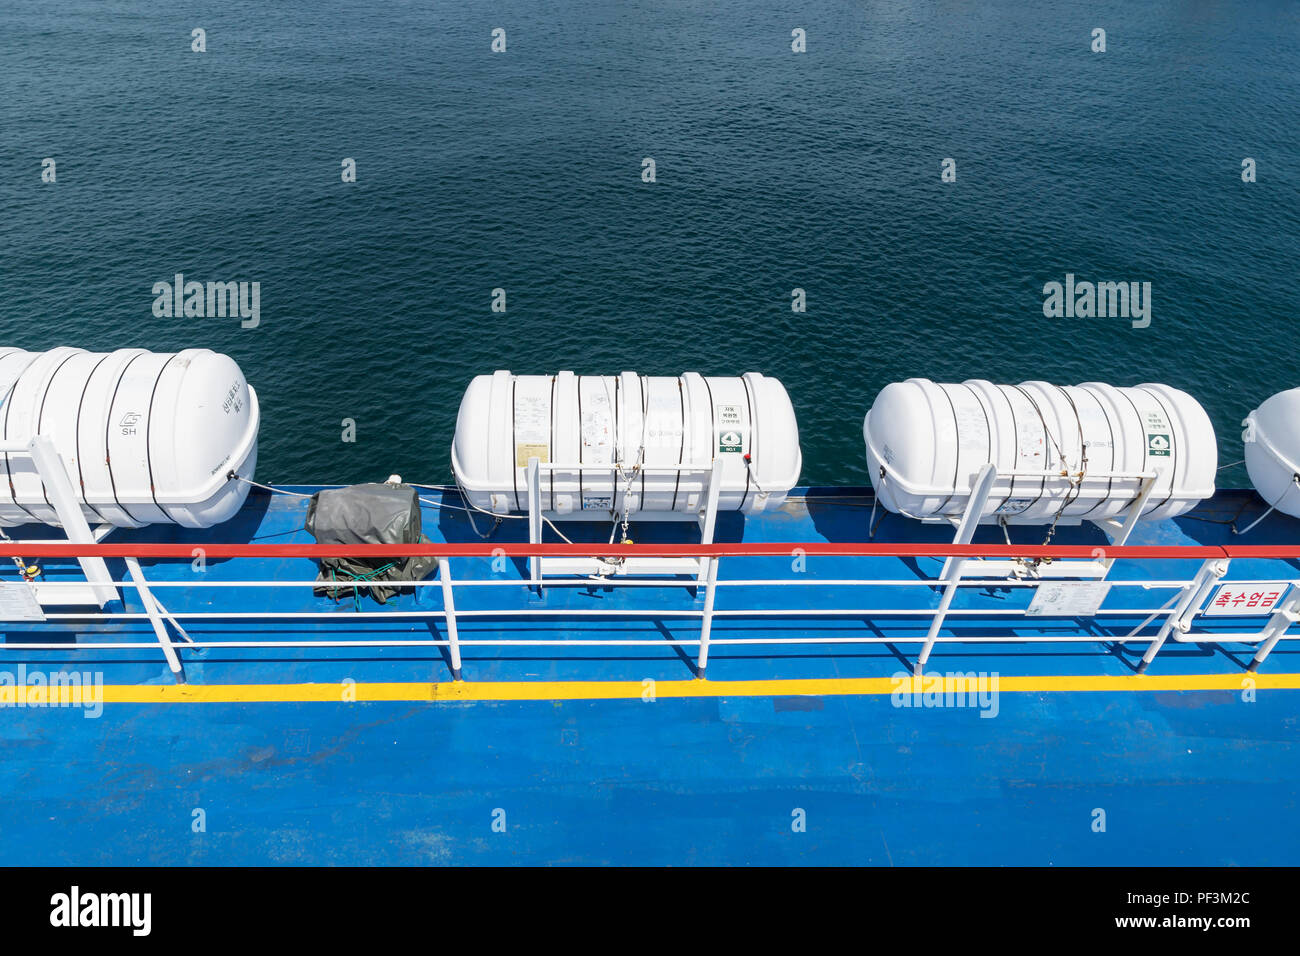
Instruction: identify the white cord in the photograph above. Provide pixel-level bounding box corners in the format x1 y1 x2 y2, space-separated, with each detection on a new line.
233 472 586 546
409 481 576 544
229 474 316 499
1235 474 1299 536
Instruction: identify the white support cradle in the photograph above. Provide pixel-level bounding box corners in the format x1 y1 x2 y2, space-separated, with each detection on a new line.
0 436 119 608
939 465 1160 581
0 435 195 682
916 463 1160 675
526 457 725 592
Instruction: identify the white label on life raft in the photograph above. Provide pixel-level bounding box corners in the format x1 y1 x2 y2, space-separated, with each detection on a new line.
1144 410 1172 458
1147 433 1171 457
0 583 45 621
717 404 744 453
515 443 549 468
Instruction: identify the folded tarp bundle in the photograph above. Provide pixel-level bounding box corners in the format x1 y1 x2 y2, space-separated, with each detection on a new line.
304 482 437 605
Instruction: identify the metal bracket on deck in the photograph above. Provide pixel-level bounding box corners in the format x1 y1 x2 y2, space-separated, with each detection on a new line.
914 465 1163 676
942 466 1158 582
1249 594 1300 672
124 556 195 684
526 457 724 594
1136 558 1230 673
0 436 118 608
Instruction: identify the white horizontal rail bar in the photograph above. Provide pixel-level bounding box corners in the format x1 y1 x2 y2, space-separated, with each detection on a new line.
708 607 1179 617
5 546 1298 680
8 634 1295 652
995 469 1157 480
24 605 1185 620
534 463 715 473
11 575 1222 590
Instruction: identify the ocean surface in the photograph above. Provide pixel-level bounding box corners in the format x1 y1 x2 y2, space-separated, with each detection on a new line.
1 0 1296 489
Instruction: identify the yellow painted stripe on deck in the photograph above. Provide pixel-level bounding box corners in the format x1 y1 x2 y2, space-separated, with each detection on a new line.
3 672 1299 705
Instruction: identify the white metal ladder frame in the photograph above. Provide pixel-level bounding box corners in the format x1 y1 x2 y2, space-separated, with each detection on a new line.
525 456 725 592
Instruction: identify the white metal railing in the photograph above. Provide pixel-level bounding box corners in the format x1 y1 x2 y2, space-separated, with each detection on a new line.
1 539 1297 685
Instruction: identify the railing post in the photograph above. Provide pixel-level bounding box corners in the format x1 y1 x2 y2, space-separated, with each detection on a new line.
1137 558 1228 673
439 557 462 680
916 469 998 676
527 457 542 595
1097 476 1157 579
1247 591 1300 672
916 560 965 676
696 554 719 679
939 463 996 580
124 556 185 683
696 458 724 587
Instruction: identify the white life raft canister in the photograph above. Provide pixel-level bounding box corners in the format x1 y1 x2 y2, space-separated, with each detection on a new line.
863 379 1217 523
1244 387 1300 518
452 371 801 517
0 347 259 528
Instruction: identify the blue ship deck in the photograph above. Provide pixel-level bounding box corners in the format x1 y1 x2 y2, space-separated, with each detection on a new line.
2 485 1298 865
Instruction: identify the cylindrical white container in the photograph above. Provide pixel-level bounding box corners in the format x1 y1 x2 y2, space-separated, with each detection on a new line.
452 371 801 517
1244 387 1300 518
863 379 1216 523
0 347 260 528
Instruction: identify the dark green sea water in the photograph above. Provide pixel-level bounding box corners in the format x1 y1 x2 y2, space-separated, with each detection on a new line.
1 0 1296 488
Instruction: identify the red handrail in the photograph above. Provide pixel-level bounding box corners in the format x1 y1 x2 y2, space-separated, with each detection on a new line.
0 541 1289 559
